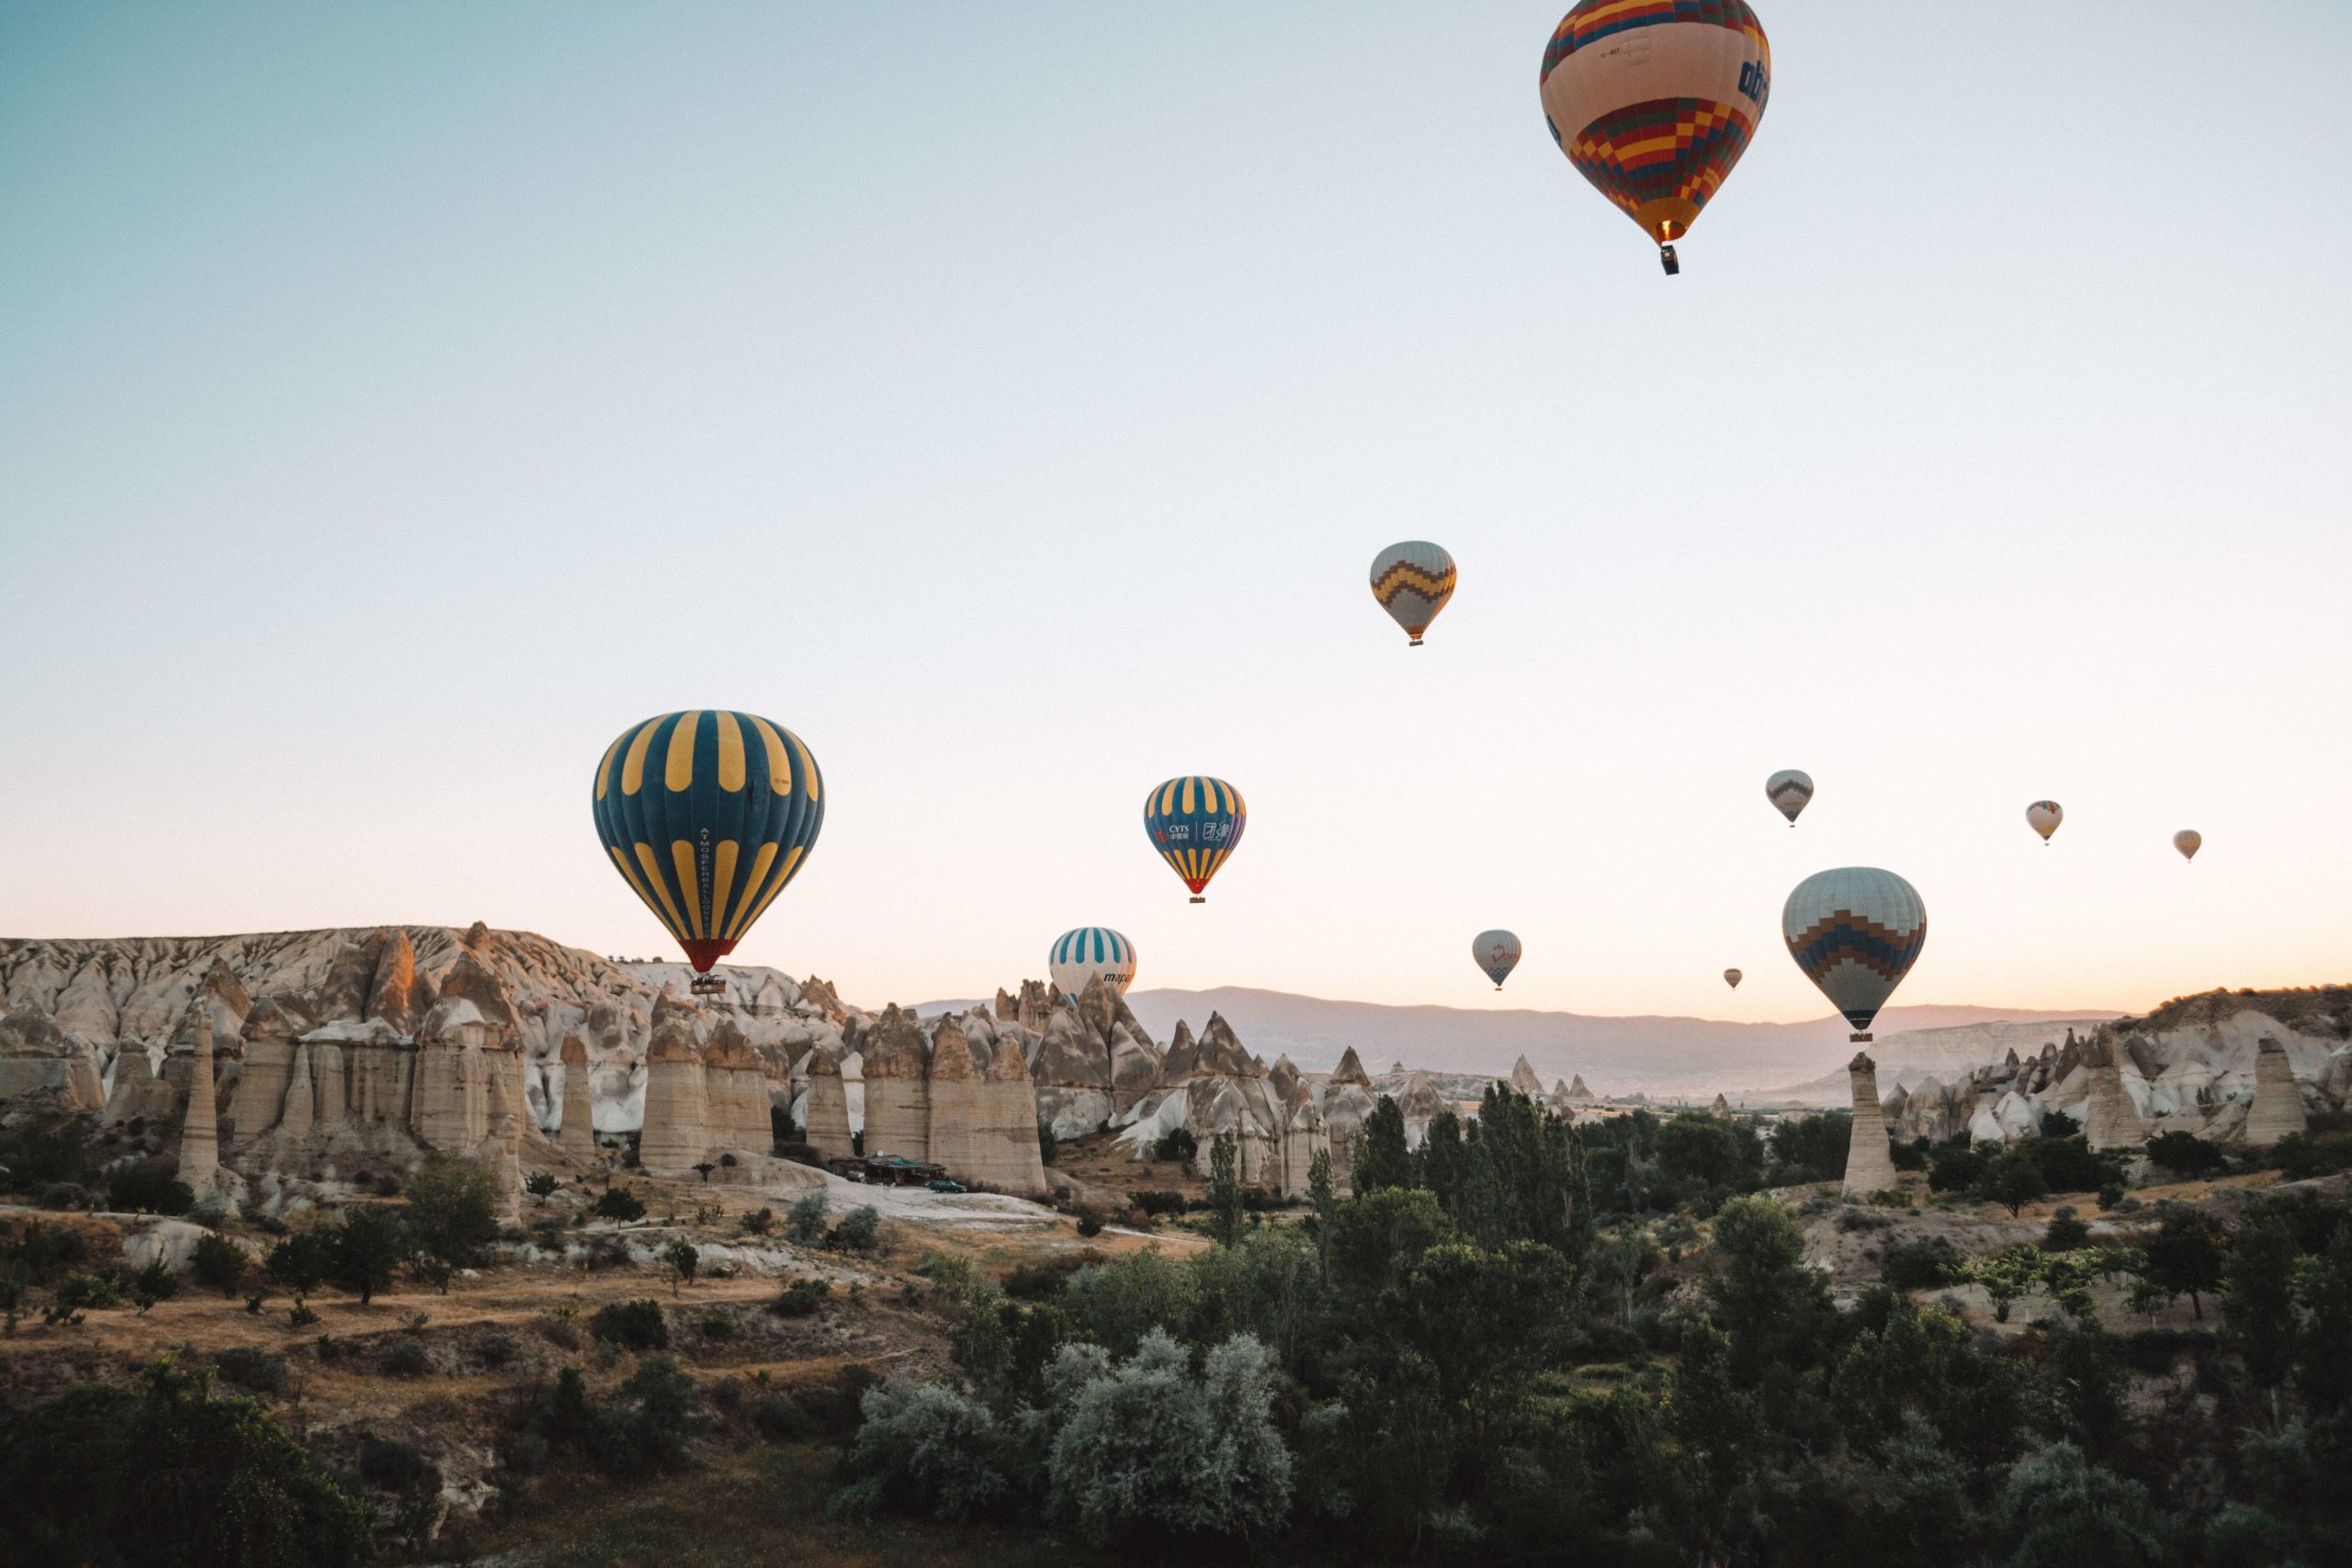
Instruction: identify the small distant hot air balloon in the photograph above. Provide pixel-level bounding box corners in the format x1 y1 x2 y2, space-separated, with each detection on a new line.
1145 776 1247 903
1782 867 1927 1043
1369 542 1457 647
1474 930 1523 991
592 710 825 996
1766 770 1814 826
1050 928 1137 1004
2026 801 2064 845
1539 0 1771 275
1724 968 1743 990
2174 829 2202 863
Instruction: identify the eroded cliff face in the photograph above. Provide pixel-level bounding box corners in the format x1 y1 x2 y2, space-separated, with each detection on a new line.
1876 988 2351 1148
0 927 843 1143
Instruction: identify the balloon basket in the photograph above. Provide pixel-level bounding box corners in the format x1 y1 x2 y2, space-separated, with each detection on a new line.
1659 243 1679 276
1408 637 1423 647
1189 896 1205 905
1849 1032 1872 1043
689 974 726 998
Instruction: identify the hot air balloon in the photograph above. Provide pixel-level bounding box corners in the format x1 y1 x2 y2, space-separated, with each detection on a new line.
1370 542 1456 647
1781 867 1927 1043
1766 770 1813 826
1539 0 1771 275
1724 968 1742 989
1474 930 1523 990
2174 829 2201 863
1050 927 1137 1004
593 710 824 996
1144 776 1246 903
2026 800 2064 845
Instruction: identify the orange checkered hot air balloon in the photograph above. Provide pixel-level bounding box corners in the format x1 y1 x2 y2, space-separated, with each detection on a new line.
1539 1 1771 275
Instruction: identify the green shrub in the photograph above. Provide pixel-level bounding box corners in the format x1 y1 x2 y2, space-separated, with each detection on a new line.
382 1338 431 1377
213 1348 288 1394
697 1309 737 1341
105 1160 195 1216
130 1258 179 1312
1075 1213 1104 1238
404 1155 501 1270
2044 1206 2093 1252
1150 1127 1198 1165
54 1270 124 1311
590 1298 670 1351
1882 1236 1963 1291
1036 1120 1059 1167
784 1191 831 1245
2147 1131 2228 1179
190 1232 247 1295
478 1333 519 1370
7 1219 90 1282
594 1187 648 1223
831 1205 882 1254
265 1232 334 1294
772 1278 829 1318
1127 1190 1188 1218
831 1377 1014 1523
578 1354 708 1478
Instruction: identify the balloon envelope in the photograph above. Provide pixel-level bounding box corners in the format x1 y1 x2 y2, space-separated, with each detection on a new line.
1473 930 1523 990
1539 0 1771 251
1781 867 1927 1040
1145 776 1247 900
2027 800 2064 843
1724 968 1742 989
2174 829 2201 862
1766 769 1814 825
592 710 825 972
1050 927 1137 1004
1370 541 1457 646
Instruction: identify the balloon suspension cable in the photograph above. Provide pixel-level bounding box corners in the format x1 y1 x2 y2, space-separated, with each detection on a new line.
1659 243 1680 276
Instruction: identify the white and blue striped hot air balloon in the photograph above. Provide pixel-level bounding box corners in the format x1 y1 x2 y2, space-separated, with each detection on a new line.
1472 930 1522 990
1049 927 1137 1004
1781 868 1927 1043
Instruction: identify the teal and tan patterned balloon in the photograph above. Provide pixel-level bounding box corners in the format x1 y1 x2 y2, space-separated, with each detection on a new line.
1781 867 1926 1043
2026 800 2064 844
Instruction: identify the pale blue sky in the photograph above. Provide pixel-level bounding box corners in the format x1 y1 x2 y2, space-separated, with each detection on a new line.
4 2 2347 1024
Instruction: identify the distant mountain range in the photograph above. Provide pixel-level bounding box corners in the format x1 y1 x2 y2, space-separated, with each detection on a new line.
917 985 2120 1099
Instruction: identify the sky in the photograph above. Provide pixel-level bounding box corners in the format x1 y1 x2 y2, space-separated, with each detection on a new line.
3 2 2348 1026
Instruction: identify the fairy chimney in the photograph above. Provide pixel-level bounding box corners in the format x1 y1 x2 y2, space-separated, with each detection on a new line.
558 1034 597 1156
1841 1052 1899 1197
802 1046 855 1162
175 1011 221 1191
2244 1038 2311 1145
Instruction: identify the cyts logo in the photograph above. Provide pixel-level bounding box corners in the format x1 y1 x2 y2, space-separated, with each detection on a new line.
1737 60 1769 103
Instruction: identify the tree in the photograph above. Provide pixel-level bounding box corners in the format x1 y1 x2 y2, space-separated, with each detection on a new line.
190 1233 247 1296
1928 1144 1988 1195
1043 1330 1293 1546
2043 1205 2092 1252
2145 1130 2227 1179
105 1159 196 1216
1768 1109 1851 1184
1324 1188 1454 1300
1707 1195 1833 1381
264 1232 333 1295
1036 1120 1058 1167
2142 1207 2230 1321
328 1206 406 1306
404 1155 501 1273
1982 1145 2049 1217
662 1237 700 1295
594 1186 648 1223
784 1190 829 1245
1995 1442 2168 1568
0 1357 373 1566
831 1377 1015 1523
1657 1112 1748 1192
1206 1133 1244 1247
525 1172 559 1202
1306 1147 1336 1236
1353 1098 1413 1196
2301 1228 2352 1415
2221 1215 2299 1416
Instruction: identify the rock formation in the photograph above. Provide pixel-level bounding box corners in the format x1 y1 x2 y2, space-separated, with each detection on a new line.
1566 1074 1598 1106
1841 1052 1898 1197
2083 1042 2147 1152
1280 1083 1328 1198
175 1011 222 1193
923 1022 986 1180
0 1005 105 1111
2244 1037 2311 1145
1394 1071 1447 1147
972 1019 1050 1196
859 1006 931 1160
638 1018 709 1176
558 1034 596 1156
1711 1092 1731 1117
1321 1047 1378 1191
801 1045 854 1161
1510 1055 1544 1097
1183 1015 1283 1183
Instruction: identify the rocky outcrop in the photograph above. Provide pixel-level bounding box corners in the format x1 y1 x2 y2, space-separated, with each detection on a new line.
859 1005 932 1161
1566 1074 1597 1105
639 1011 710 1176
1321 1048 1378 1192
1394 1072 1447 1147
1510 1055 1544 1097
802 1046 854 1161
175 1012 223 1192
558 1035 596 1155
1280 1083 1328 1198
1711 1092 1732 1117
1841 1052 1897 1197
1184 1015 1283 1184
924 1023 987 1182
2083 1043 2146 1152
972 1020 1050 1197
2244 1038 2311 1145
0 1006 104 1111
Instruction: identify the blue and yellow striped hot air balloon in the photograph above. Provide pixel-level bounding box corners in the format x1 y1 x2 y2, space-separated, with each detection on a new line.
1049 927 1137 1004
1144 776 1246 903
592 711 824 986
